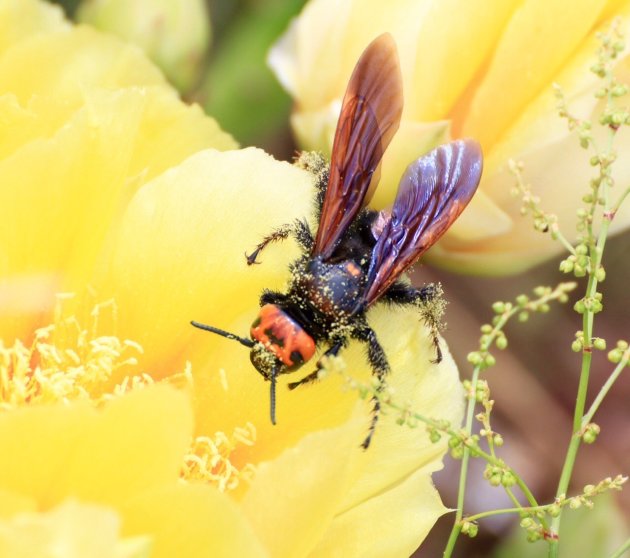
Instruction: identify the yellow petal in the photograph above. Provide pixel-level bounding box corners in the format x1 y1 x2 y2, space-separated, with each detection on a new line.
459 0 609 149
0 385 192 509
332 305 464 510
0 0 67 56
409 0 519 121
121 484 268 558
0 18 235 340
62 386 193 507
0 490 37 519
310 463 447 558
94 147 312 378
241 413 366 558
0 499 151 558
435 9 630 273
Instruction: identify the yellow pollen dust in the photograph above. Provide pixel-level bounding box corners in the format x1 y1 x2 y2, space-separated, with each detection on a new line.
181 423 257 492
0 295 144 410
1 293 258 490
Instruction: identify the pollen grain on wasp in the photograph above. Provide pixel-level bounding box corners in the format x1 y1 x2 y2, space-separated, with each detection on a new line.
191 33 482 448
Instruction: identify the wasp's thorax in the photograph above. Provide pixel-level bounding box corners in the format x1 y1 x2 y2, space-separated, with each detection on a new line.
249 304 316 378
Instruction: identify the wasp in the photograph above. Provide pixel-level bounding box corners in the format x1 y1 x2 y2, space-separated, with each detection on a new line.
192 33 483 448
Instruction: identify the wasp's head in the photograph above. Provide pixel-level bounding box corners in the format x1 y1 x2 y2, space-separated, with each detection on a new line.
249 341 285 380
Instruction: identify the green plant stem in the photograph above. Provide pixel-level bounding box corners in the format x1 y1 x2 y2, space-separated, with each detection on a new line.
548 191 613 558
609 537 630 558
443 366 480 558
466 504 550 523
583 354 629 425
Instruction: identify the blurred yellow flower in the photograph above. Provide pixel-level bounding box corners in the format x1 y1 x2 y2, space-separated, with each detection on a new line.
77 0 211 93
0 1 464 556
270 0 630 274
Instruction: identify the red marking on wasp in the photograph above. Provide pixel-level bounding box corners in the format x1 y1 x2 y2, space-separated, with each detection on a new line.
251 304 316 368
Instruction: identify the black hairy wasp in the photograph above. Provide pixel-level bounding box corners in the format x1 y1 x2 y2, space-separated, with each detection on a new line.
192 33 483 448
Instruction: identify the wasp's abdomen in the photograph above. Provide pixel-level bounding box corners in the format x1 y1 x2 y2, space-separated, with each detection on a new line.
296 257 365 317
250 304 316 368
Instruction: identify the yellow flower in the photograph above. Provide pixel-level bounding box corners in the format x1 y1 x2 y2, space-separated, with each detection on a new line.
0 1 464 556
269 0 630 273
77 0 211 93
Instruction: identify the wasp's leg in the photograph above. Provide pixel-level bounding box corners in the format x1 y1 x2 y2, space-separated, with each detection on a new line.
287 339 345 390
352 324 390 450
381 281 444 363
246 220 314 265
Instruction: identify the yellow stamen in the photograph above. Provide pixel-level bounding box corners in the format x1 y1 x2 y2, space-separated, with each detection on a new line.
181 424 257 492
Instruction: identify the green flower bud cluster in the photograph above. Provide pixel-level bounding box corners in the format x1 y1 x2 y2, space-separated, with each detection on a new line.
460 520 478 538
483 463 517 488
573 292 603 314
571 331 606 352
519 516 544 543
582 423 600 444
607 339 629 364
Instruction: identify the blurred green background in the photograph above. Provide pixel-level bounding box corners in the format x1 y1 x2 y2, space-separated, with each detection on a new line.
50 1 630 556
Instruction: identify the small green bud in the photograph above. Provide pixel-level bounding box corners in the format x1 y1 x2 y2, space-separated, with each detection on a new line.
493 434 504 446
502 471 517 487
595 266 606 282
569 498 582 510
496 336 508 350
617 340 629 350
576 244 588 255
489 473 502 487
576 254 589 268
448 436 461 449
608 348 623 363
571 339 583 352
533 286 547 297
548 503 561 517
518 311 529 322
515 294 529 306
484 353 496 368
573 265 586 277
527 530 542 543
520 517 535 529
574 300 586 314
480 324 492 334
429 429 442 444
593 338 606 351
450 445 464 459
492 301 506 314
582 423 600 444
467 352 483 365
559 259 574 273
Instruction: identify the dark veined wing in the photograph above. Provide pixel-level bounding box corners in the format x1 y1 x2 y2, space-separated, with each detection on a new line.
312 33 403 260
362 140 483 306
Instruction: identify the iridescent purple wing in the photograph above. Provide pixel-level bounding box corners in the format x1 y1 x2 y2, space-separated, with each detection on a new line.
362 140 483 305
313 33 403 260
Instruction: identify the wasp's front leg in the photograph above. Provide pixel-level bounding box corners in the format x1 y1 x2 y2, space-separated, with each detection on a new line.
246 220 314 265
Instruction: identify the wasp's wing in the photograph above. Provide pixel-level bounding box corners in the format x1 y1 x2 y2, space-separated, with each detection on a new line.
362 140 483 306
312 33 403 260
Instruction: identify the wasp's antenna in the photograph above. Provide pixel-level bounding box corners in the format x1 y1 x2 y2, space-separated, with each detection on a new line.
270 364 278 425
190 320 255 348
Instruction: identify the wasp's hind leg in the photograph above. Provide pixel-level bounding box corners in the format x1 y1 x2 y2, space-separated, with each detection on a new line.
351 323 390 450
382 281 445 363
287 338 345 391
246 220 314 265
